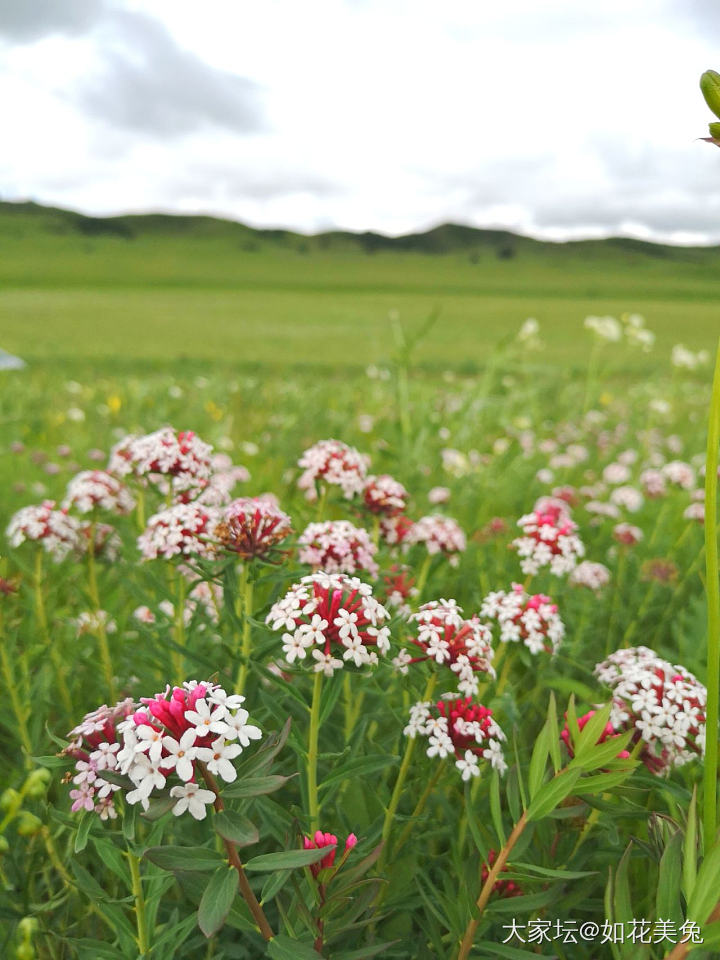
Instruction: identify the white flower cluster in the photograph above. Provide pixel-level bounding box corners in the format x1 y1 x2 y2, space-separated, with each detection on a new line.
512 509 584 577
404 698 507 779
266 571 390 676
298 520 378 578
363 474 409 516
480 585 565 655
138 503 219 560
6 500 82 562
109 428 213 499
609 486 644 513
297 439 369 501
569 561 611 591
594 647 706 773
671 344 710 370
662 460 696 490
116 681 262 820
405 515 466 559
63 470 135 515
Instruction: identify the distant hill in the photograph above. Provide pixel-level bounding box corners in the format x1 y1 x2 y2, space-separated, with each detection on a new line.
1 199 717 264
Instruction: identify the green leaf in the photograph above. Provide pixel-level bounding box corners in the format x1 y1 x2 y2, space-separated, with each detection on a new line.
318 754 397 791
574 764 637 795
510 862 597 880
490 768 507 845
573 703 613 759
528 722 550 800
332 942 400 959
688 838 720 924
245 845 336 872
570 731 633 773
214 810 259 848
475 942 546 959
143 845 224 873
613 843 633 926
198 866 238 938
546 693 561 773
656 831 683 925
683 785 698 903
32 754 71 768
222 775 293 799
141 794 176 821
266 936 319 960
260 869 292 904
74 811 93 853
526 768 582 822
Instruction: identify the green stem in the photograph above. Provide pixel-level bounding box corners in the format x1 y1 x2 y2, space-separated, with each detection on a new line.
135 488 146 532
606 548 627 656
34 551 72 714
415 554 432 602
0 641 33 767
171 569 186 685
87 520 116 701
308 671 323 832
394 762 444 860
127 849 150 956
235 565 254 694
494 648 514 698
379 673 436 869
703 338 720 846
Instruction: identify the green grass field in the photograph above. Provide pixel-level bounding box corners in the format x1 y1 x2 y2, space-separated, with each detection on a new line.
0 201 717 370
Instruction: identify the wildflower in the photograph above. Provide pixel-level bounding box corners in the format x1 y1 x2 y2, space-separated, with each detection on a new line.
603 463 632 485
613 523 643 546
6 500 82 562
297 439 369 502
584 315 622 342
303 831 357 878
684 502 705 524
74 610 117 636
378 565 418 616
196 456 251 506
118 681 261 817
662 460 696 490
594 647 706 773
511 505 584 577
63 470 135 515
428 486 451 506
405 697 507 779
569 561 611 591
138 503 219 560
266 572 391 676
134 605 156 624
81 521 122 562
610 486 644 513
362 474 409 516
641 558 678 584
64 700 136 819
379 514 415 547
298 521 378 578
481 584 565 656
405 515 466 563
215 496 292 560
396 600 494 696
108 428 213 500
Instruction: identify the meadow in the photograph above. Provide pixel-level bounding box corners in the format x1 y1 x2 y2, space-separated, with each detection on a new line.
1 203 720 960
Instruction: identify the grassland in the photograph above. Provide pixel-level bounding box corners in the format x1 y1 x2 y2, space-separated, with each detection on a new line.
0 201 717 371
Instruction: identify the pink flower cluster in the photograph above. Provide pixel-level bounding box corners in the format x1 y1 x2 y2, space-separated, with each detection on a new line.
6 500 82 562
266 572 391 675
480 584 565 656
138 503 219 560
393 600 494 697
362 474 408 516
511 505 584 576
569 561 611 592
65 700 136 820
117 681 262 819
405 515 466 561
298 520 378 578
404 697 507 779
109 428 213 499
297 439 369 501
594 647 706 774
215 496 292 560
303 830 358 878
63 470 135 515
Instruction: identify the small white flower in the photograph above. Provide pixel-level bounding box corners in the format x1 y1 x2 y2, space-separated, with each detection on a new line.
312 649 344 676
455 750 480 781
196 737 243 782
169 782 217 820
223 709 262 747
162 728 199 782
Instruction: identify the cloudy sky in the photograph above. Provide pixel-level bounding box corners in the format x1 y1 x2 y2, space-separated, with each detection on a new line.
1 0 720 242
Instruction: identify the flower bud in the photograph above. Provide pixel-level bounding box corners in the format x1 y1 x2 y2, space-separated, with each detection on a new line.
17 918 38 938
700 70 720 120
709 121 720 139
15 943 34 960
16 812 43 837
24 769 51 798
0 788 21 812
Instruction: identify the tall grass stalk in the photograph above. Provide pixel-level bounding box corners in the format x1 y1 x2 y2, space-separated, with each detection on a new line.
702 338 720 846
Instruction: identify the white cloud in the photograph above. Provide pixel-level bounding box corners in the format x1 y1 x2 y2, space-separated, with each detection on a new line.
1 0 719 242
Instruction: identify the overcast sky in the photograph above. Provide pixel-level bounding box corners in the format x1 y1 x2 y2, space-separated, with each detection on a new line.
1 0 720 242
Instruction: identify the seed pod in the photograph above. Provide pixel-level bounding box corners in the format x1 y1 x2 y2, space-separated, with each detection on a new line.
700 70 720 120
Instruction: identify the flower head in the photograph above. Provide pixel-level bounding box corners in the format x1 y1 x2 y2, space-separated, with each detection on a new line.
138 503 219 560
362 474 408 516
405 697 507 779
405 515 466 561
6 500 82 561
63 470 135 515
303 830 357 878
397 600 495 696
297 439 369 502
594 647 706 773
569 561 611 592
108 428 213 500
481 584 564 656
511 505 584 577
266 572 390 675
215 496 292 560
298 521 378 578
